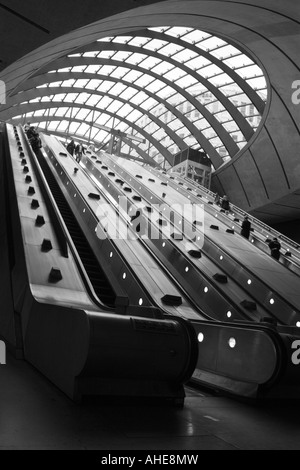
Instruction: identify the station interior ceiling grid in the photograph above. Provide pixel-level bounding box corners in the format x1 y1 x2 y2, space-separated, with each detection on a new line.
9 26 268 170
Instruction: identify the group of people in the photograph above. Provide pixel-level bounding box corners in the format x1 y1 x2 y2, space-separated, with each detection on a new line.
24 123 42 153
214 192 282 261
66 139 86 163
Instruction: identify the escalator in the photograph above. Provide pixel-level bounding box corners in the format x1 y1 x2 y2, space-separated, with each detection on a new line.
35 152 116 308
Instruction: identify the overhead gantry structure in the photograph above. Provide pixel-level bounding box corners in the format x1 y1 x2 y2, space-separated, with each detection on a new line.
0 0 299 222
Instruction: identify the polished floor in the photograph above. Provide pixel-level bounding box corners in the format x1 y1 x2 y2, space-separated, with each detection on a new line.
0 353 300 450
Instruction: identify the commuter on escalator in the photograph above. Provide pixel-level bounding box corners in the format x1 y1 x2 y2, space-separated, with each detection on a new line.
221 195 230 215
75 143 85 163
66 139 76 156
214 192 221 206
25 124 42 154
268 237 281 261
240 215 251 240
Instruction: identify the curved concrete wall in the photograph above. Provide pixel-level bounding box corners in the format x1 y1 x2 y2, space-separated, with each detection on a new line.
0 0 299 223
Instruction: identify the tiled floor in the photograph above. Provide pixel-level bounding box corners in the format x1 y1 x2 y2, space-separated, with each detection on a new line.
0 353 300 450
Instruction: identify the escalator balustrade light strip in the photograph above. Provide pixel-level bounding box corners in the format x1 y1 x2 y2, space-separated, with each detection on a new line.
198 333 204 343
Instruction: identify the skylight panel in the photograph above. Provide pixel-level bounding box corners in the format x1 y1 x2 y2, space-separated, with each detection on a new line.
185 56 211 70
183 30 211 44
83 51 100 58
139 56 161 70
97 80 115 93
159 43 179 57
126 109 143 122
109 82 128 96
65 93 79 102
119 87 138 101
97 95 114 109
134 74 155 88
112 36 133 44
74 92 90 104
97 50 115 59
110 67 128 79
74 79 89 87
166 27 192 38
71 66 86 73
106 101 124 114
85 95 101 107
172 49 196 64
163 67 186 82
128 37 151 47
123 69 143 83
126 53 147 65
117 103 134 118
130 91 149 106
143 38 168 51
151 61 173 75
144 79 165 94
175 75 198 89
112 51 132 62
139 97 157 110
168 119 184 131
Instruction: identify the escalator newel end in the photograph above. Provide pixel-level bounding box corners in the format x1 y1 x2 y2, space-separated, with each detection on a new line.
49 268 63 283
41 239 53 253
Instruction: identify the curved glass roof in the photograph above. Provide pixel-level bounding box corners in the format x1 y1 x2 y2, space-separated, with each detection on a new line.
12 26 268 170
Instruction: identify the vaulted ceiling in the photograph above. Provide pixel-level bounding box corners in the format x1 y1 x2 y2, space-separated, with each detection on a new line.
0 0 299 222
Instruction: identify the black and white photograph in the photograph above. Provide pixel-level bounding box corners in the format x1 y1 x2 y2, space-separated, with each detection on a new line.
0 0 300 453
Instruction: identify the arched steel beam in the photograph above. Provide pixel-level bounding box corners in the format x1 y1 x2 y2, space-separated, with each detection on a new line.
33 127 156 166
9 102 175 164
28 56 243 155
48 42 255 141
6 86 187 152
7 71 223 167
113 28 266 114
121 136 157 166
